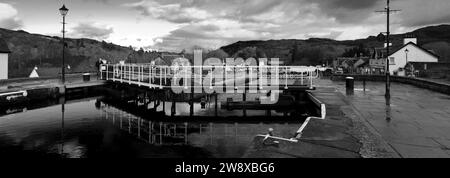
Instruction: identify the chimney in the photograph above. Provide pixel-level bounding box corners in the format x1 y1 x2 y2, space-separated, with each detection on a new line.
404 33 417 45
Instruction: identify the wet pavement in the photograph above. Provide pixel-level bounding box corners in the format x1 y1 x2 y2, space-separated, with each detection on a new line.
318 79 450 158
245 86 365 158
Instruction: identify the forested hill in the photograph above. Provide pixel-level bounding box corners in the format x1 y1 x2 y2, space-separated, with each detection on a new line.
0 28 160 78
220 24 450 65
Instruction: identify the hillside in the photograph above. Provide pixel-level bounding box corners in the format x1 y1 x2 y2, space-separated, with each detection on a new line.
220 24 450 65
0 28 160 78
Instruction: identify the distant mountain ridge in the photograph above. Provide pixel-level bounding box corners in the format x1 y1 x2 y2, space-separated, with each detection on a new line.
220 24 450 65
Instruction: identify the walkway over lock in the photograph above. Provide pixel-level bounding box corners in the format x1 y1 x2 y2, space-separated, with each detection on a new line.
100 64 324 91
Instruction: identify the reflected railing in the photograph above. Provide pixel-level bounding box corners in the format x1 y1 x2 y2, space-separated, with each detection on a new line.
99 103 298 146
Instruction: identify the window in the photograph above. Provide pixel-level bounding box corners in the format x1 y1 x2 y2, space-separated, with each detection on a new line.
389 57 396 65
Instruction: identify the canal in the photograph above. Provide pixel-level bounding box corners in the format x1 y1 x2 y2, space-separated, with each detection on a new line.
0 85 318 158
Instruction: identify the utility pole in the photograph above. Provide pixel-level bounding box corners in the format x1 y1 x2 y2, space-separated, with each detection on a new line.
376 0 400 120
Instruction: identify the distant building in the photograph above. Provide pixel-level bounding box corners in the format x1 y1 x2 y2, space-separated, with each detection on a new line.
387 36 439 76
368 48 387 75
0 38 11 80
29 67 39 78
333 57 369 74
151 53 185 66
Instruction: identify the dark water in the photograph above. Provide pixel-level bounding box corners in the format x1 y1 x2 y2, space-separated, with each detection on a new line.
0 93 311 158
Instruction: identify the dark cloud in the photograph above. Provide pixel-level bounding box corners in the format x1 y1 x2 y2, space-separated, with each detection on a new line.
313 0 383 9
394 0 450 27
303 0 384 24
126 0 210 23
71 22 114 40
126 0 450 51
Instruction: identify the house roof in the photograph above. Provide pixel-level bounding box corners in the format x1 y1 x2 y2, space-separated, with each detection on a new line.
152 53 185 66
0 38 11 53
354 58 370 68
389 42 440 59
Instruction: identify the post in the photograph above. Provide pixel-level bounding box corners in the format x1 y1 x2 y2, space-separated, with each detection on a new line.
184 122 188 144
62 15 66 85
163 93 166 113
149 121 152 143
363 78 366 92
223 64 226 92
171 97 176 117
386 0 391 99
214 92 218 117
190 69 194 117
346 77 354 95
138 65 141 83
285 66 288 89
149 65 152 85
164 67 167 85
385 0 393 120
160 67 163 89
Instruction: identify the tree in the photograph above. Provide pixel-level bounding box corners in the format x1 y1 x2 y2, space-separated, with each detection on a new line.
291 44 300 63
341 44 369 57
206 49 229 59
233 47 257 59
138 47 145 56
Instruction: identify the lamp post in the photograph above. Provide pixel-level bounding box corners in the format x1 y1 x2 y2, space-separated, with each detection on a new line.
59 4 69 85
405 48 409 64
405 48 409 76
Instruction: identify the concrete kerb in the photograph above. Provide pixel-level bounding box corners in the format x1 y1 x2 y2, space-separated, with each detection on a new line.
331 74 450 95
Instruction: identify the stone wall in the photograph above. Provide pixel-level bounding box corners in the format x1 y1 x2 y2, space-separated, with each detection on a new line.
331 74 450 95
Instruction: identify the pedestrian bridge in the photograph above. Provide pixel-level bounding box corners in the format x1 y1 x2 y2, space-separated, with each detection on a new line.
99 64 325 91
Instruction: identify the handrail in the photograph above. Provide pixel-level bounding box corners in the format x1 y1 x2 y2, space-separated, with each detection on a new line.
100 63 321 89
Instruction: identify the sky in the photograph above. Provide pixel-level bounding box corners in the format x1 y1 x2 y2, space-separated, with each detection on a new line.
1 0 450 52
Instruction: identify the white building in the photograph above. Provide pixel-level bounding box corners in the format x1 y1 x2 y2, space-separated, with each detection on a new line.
388 37 439 75
0 38 10 80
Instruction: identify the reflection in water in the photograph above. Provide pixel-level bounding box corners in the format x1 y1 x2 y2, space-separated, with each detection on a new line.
100 103 300 146
386 91 392 121
98 100 301 157
61 97 65 156
0 96 305 158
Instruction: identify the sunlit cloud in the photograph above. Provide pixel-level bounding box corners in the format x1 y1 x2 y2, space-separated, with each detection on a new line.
0 3 23 30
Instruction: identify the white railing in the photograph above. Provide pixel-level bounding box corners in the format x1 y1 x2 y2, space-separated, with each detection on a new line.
100 64 321 89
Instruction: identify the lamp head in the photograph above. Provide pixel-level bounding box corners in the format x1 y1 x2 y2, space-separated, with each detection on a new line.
59 4 69 16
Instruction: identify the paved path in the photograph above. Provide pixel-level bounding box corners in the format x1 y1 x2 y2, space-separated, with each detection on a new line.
316 79 450 158
244 81 395 158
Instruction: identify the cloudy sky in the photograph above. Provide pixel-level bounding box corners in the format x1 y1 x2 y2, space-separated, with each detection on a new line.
1 0 450 52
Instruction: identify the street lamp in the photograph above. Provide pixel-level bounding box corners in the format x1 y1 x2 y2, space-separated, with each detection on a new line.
405 48 409 64
405 48 409 76
59 4 69 85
